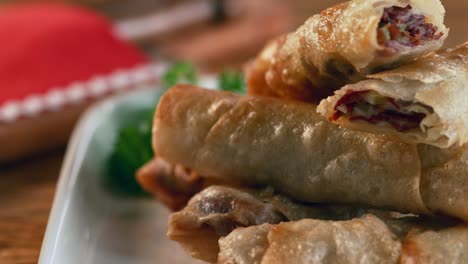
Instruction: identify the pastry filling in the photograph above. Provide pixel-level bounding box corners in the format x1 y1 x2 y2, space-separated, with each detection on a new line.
377 6 443 56
331 90 433 132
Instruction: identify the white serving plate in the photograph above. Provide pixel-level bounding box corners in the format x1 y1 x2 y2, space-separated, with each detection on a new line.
39 80 216 264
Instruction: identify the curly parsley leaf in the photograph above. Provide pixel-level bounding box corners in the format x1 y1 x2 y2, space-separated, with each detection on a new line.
162 61 198 89
106 62 199 196
105 110 154 196
106 63 247 196
218 69 245 94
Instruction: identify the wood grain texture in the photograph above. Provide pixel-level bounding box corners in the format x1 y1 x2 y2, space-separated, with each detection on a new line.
0 0 465 263
0 150 63 264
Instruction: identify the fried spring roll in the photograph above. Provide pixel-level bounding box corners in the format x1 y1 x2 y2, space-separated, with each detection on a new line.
218 222 271 264
417 144 468 225
168 185 426 263
246 0 448 101
152 85 468 221
167 186 287 263
220 217 468 264
318 43 468 148
136 157 205 211
220 215 401 264
400 227 468 263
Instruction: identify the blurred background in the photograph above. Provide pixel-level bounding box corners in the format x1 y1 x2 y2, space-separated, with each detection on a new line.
1 0 465 70
0 1 466 263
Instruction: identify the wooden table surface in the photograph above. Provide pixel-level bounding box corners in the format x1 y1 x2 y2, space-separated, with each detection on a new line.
0 1 466 263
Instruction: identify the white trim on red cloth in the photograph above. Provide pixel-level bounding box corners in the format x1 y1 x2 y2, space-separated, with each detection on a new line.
0 63 166 123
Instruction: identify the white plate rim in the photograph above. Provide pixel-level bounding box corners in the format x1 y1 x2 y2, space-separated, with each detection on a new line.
38 77 218 263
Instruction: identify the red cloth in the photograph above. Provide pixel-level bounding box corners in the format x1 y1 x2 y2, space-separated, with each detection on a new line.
0 4 148 105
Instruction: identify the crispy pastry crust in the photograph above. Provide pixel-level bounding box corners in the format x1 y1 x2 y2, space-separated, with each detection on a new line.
220 218 468 264
246 0 447 101
318 43 468 148
220 215 401 264
167 185 407 262
167 186 286 263
153 85 460 219
165 186 464 263
153 85 467 220
154 85 425 214
400 227 468 264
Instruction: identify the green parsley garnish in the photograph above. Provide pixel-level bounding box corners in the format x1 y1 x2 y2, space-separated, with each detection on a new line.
218 69 245 94
105 110 154 196
162 61 198 89
106 63 246 196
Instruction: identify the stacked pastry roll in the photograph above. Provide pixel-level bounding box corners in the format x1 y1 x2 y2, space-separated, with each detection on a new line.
246 0 448 101
137 0 468 263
